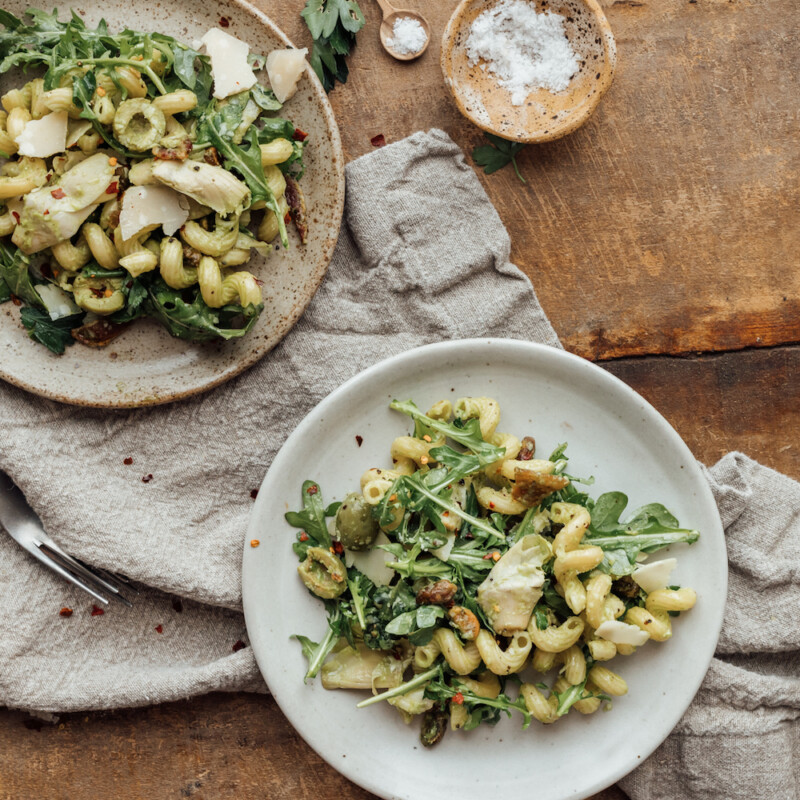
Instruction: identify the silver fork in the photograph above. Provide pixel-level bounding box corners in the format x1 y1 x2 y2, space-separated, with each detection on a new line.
0 470 135 606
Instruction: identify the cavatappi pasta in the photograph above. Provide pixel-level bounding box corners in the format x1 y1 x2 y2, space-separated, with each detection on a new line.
287 396 701 747
0 9 310 353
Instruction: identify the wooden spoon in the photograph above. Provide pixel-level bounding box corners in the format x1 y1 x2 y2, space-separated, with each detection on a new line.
375 0 431 61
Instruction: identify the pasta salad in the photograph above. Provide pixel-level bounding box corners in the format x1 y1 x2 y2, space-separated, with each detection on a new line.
288 396 700 746
0 8 309 353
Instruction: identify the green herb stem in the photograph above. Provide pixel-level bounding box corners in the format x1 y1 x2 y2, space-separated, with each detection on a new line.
356 666 440 708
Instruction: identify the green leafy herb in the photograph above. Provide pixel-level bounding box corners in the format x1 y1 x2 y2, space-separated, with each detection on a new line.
0 276 10 304
301 0 365 92
293 601 352 681
472 133 527 183
286 480 333 559
19 307 83 355
145 279 262 342
108 278 148 324
0 242 40 308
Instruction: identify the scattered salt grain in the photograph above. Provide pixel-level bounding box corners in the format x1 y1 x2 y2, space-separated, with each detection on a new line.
465 0 579 105
387 17 428 56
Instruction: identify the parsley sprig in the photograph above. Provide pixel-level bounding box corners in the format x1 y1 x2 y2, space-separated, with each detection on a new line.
301 0 365 92
472 132 527 183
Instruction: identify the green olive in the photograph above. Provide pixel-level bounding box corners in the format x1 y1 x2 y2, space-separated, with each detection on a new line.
335 492 379 551
298 547 347 599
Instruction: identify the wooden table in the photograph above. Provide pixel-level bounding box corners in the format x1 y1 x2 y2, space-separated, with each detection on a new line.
1 0 797 797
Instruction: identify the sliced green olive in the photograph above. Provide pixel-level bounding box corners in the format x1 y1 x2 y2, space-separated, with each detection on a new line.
335 492 379 551
298 546 347 599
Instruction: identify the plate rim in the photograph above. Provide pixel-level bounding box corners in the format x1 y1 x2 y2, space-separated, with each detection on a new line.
0 0 345 409
242 337 727 800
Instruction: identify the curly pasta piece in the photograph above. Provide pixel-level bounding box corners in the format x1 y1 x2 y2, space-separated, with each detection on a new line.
588 665 628 696
476 486 527 516
426 399 453 421
390 435 445 468
0 206 16 236
476 630 532 675
528 615 585 654
560 644 587 685
531 646 558 673
82 223 119 269
360 467 404 504
39 88 80 116
2 84 32 112
196 256 261 308
152 89 198 115
0 157 47 199
115 66 148 97
51 235 91 271
520 684 559 724
414 629 482 675
259 138 294 166
157 236 197 289
645 587 697 613
113 227 158 277
625 606 672 642
584 573 613 630
257 195 289 243
6 107 31 140
180 214 239 257
455 396 500 439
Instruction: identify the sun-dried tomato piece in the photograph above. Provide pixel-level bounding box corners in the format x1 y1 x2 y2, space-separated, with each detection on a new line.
292 128 308 142
203 146 221 166
284 175 308 245
370 134 386 147
517 436 536 461
72 318 129 348
416 579 458 607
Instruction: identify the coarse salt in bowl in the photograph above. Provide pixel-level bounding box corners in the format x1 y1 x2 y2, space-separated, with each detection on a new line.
442 0 617 144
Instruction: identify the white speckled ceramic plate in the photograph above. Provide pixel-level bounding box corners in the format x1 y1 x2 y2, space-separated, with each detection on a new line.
243 339 727 800
0 0 344 408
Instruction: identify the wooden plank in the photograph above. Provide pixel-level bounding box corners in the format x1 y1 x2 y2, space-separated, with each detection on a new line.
0 695 627 800
283 0 799 359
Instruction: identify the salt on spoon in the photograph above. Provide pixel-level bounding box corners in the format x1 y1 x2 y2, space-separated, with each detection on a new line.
374 0 430 61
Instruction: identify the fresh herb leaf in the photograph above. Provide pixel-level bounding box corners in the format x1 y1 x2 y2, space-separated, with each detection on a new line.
286 480 333 559
472 132 526 183
292 601 351 681
0 241 41 308
301 0 365 91
0 276 10 304
19 307 83 355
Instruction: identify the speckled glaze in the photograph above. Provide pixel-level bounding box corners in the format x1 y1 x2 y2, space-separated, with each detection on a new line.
0 0 345 408
441 0 616 143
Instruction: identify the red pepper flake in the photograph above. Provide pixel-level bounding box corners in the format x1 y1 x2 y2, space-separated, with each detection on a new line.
250 488 259 499
332 541 344 555
91 605 105 617
11 211 19 224
155 624 163 634
172 597 183 613
105 181 118 195
43 210 50 216
142 474 153 483
50 188 65 199
123 457 133 465
306 485 318 495
11 295 21 306
370 134 386 148
219 15 230 27
232 639 246 652
355 435 363 447
292 128 308 142
482 553 494 560
452 692 464 705
488 502 495 509
59 607 73 617
299 532 309 542
250 539 260 548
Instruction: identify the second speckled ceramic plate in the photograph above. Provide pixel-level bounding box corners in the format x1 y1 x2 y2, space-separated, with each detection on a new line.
0 0 344 408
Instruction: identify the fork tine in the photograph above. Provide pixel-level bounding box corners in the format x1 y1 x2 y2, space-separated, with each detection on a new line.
38 543 133 607
73 558 140 596
28 546 110 605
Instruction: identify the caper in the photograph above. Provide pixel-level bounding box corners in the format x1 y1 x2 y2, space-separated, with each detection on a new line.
334 492 379 551
297 547 347 599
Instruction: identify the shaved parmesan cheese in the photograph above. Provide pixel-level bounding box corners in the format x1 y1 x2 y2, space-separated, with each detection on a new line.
633 558 678 594
36 283 81 320
431 532 456 562
119 186 190 242
200 28 257 99
595 620 650 647
14 111 68 158
266 48 308 103
344 532 394 586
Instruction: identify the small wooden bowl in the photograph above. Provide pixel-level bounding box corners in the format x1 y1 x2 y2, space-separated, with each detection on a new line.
441 0 616 143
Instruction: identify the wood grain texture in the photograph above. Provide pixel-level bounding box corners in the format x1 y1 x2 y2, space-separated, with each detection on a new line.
317 0 799 360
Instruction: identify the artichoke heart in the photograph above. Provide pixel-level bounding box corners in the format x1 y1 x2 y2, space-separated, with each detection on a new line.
152 160 251 216
477 534 552 635
321 641 409 691
12 153 117 254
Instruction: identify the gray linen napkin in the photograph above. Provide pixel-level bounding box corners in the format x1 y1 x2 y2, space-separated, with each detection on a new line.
0 130 797 800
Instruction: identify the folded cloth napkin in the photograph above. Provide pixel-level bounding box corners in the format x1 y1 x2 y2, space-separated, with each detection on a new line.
0 130 797 800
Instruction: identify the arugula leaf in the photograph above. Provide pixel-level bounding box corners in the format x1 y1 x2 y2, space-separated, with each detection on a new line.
250 83 282 112
390 399 505 464
0 276 10 304
0 242 41 308
425 675 533 729
286 480 333 559
541 578 572 619
292 601 351 681
108 278 148 324
145 280 263 341
19 308 83 355
472 133 527 183
346 568 373 629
